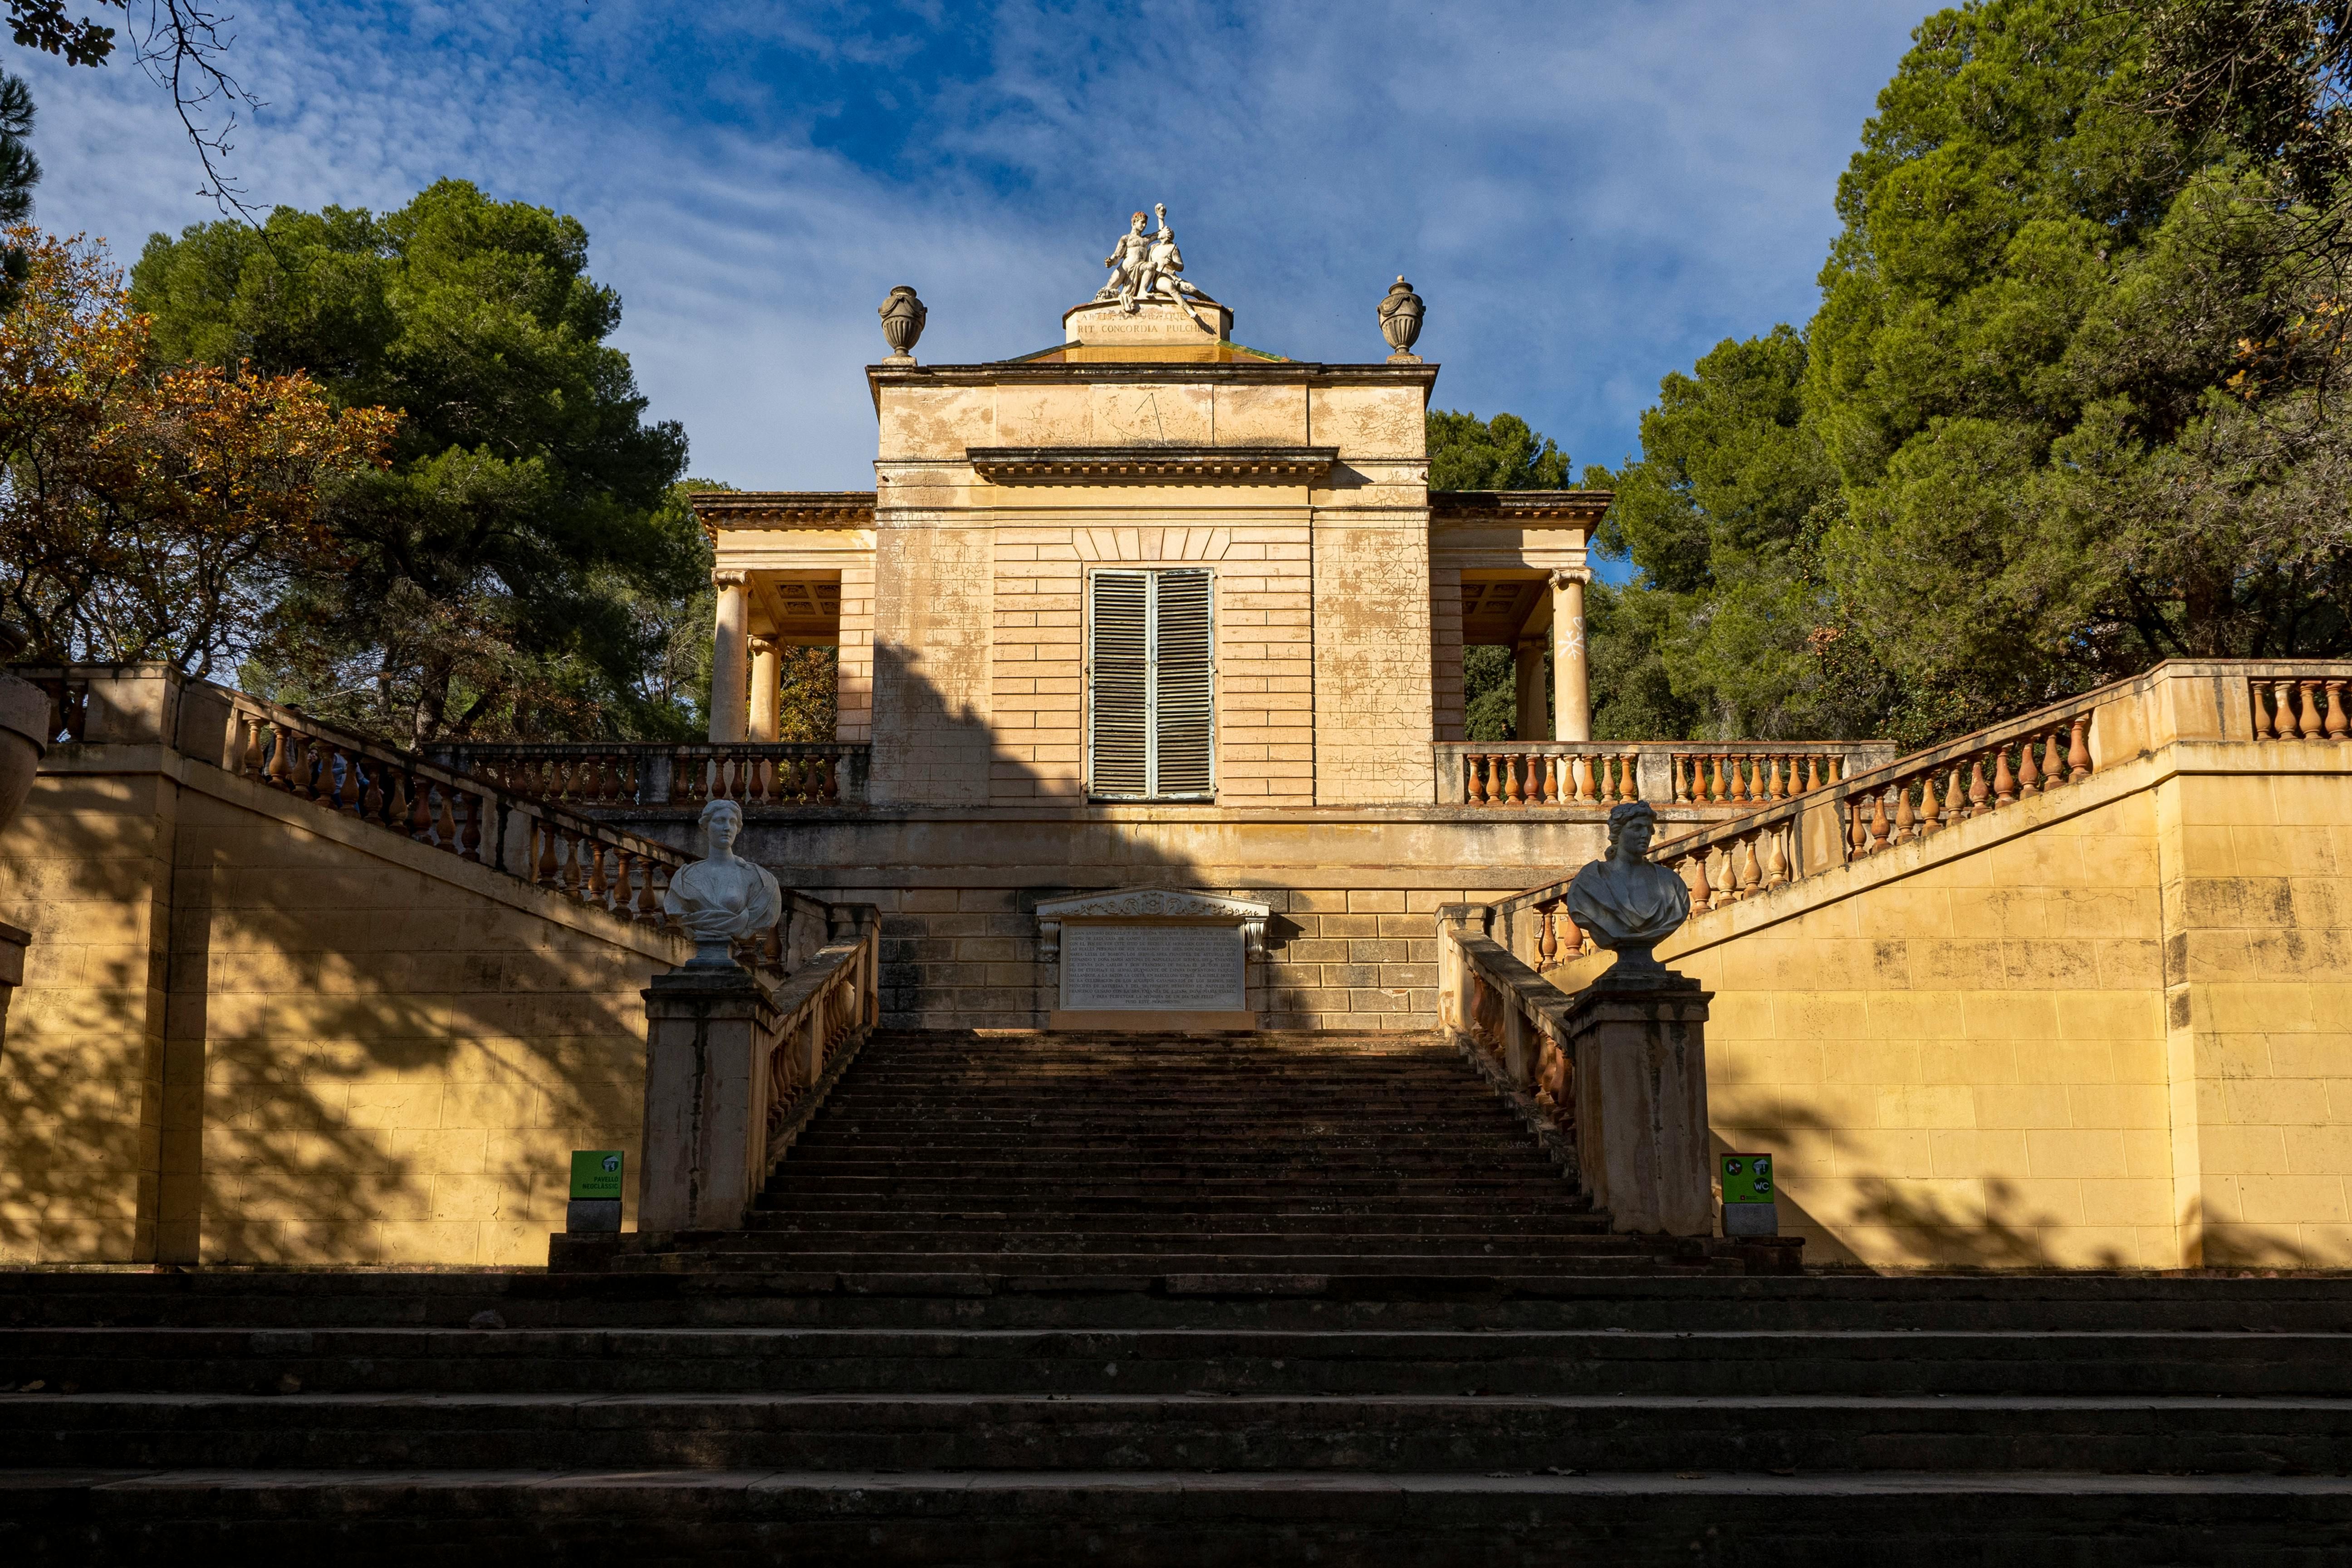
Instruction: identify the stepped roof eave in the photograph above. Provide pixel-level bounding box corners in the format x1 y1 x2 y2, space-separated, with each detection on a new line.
691 491 876 534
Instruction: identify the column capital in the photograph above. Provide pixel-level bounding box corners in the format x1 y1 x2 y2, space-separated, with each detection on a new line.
1550 566 1594 588
748 634 779 655
712 568 751 590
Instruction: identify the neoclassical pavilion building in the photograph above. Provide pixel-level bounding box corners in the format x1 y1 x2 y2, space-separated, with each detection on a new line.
645 226 1883 1031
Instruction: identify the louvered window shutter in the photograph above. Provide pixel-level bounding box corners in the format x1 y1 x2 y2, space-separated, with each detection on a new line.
1150 569 1215 797
1088 568 1215 799
1088 571 1150 798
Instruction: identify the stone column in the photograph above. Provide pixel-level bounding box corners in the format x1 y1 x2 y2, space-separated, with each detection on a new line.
638 967 777 1233
1551 568 1592 743
748 637 781 742
1512 636 1547 742
1564 970 1713 1236
710 569 750 743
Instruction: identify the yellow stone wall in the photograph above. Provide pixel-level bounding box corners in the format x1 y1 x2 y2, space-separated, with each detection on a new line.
1545 730 2352 1269
2164 765 2352 1265
0 744 686 1266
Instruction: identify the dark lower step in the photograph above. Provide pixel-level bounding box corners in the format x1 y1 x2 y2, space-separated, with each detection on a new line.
739 1211 1608 1236
11 1467 2347 1567
10 1392 2352 1475
718 1232 1618 1259
9 1328 2347 1398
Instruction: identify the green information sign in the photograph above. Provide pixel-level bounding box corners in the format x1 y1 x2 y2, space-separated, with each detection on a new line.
570 1150 624 1200
1721 1152 1774 1206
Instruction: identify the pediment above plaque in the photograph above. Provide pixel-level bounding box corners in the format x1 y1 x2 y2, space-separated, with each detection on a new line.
1034 885 1272 925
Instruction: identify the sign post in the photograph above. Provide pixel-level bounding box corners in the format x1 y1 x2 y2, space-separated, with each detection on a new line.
1720 1151 1778 1237
568 1150 624 1235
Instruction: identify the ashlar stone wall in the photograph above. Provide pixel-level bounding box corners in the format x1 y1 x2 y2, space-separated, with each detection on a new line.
0 725 686 1266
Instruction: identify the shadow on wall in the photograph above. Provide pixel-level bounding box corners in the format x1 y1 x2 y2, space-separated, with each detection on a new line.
1709 1074 2317 1272
0 766 665 1266
738 648 1307 1031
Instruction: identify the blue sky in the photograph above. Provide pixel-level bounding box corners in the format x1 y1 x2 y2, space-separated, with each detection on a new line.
20 1 1924 498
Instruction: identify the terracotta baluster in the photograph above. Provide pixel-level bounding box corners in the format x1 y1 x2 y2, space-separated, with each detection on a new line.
1764 826 1790 887
2327 680 2350 740
587 838 609 904
637 861 666 923
1994 745 2018 807
1500 753 1522 805
2254 682 2278 739
2274 680 2301 739
1580 754 1603 804
236 718 262 779
409 780 433 842
1685 852 1714 912
2299 681 2326 742
1673 755 1691 803
1848 796 1871 858
1867 789 1891 853
1538 902 1558 967
1916 769 1943 835
1938 764 1963 826
2015 733 2041 796
432 788 458 853
289 734 318 799
1890 779 1915 844
265 724 292 790
1730 757 1752 805
534 820 557 884
1736 835 1761 898
2067 714 2092 781
1466 755 1487 805
1622 751 1642 802
1558 902 1585 956
613 846 635 916
1803 756 1821 794
360 758 384 821
385 772 410 833
1707 754 1728 804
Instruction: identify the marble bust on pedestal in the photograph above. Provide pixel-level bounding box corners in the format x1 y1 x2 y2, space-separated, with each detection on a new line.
1565 801 1691 977
663 798 783 969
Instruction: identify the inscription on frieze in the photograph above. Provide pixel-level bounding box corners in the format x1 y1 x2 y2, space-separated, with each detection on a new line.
1061 923 1245 1012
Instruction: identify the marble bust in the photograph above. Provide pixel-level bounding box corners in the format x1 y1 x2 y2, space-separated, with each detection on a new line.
663 798 783 968
1565 802 1691 975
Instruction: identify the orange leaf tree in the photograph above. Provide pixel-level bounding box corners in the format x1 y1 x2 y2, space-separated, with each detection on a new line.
0 228 395 674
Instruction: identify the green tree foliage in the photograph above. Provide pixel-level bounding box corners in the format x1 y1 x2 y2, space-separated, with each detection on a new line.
1809 0 2352 730
130 180 698 745
1592 0 2352 745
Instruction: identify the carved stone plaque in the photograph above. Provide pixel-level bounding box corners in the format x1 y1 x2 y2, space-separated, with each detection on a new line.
1060 923 1245 1013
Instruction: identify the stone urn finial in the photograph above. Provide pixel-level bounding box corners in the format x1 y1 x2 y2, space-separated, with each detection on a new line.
1378 275 1424 363
878 285 926 363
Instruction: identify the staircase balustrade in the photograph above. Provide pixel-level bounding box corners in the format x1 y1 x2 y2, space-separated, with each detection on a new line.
439 741 870 809
2251 676 2352 741
1432 740 1888 808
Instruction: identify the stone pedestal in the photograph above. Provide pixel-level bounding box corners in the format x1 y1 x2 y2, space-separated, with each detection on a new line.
1564 969 1712 1236
638 967 778 1233
0 917 24 1046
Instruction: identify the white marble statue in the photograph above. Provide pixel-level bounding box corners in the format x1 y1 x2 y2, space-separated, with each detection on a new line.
1565 802 1691 975
1097 210 1153 304
663 798 783 968
1097 203 1215 327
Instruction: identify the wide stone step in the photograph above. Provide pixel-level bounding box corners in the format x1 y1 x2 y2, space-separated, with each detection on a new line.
739 1210 1608 1235
710 1232 1620 1260
10 1466 2345 1566
10 1327 2345 1398
11 1390 2352 1475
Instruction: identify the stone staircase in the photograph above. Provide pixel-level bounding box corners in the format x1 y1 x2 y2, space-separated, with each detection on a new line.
560 1028 1727 1280
4 1029 2352 1563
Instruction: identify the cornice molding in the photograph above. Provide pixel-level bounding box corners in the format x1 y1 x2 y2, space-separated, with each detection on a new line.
1430 490 1613 524
693 492 877 534
970 446 1337 483
1033 883 1273 960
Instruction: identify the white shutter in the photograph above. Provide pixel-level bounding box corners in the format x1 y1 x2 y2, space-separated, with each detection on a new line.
1150 568 1214 797
1089 571 1149 798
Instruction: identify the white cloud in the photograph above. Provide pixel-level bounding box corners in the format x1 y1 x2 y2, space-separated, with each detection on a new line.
13 0 1922 488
